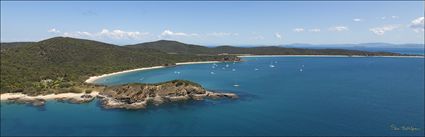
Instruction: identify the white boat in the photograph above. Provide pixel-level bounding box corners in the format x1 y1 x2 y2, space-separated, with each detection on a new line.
254 68 259 71
233 84 240 87
232 69 236 71
269 64 275 68
210 72 215 74
299 69 303 72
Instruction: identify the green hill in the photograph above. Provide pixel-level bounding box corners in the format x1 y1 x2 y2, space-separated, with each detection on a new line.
126 40 212 55
0 42 35 49
0 37 411 94
0 37 234 93
126 41 403 56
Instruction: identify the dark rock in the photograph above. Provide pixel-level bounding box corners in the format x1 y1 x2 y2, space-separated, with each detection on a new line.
99 80 238 110
7 97 46 107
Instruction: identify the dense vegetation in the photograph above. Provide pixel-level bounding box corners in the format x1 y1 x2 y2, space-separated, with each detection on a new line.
0 37 409 94
0 37 235 94
126 40 404 56
126 40 211 55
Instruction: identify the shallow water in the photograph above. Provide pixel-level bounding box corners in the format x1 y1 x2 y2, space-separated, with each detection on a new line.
1 57 424 136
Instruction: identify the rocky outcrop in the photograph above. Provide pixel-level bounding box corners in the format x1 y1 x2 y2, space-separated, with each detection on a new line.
99 80 238 109
221 56 242 62
6 97 46 107
55 94 95 104
4 80 238 110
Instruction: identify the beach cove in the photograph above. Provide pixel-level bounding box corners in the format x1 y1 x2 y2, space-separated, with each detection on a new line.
1 56 424 136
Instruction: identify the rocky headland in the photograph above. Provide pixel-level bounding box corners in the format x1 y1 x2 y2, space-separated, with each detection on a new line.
3 80 238 110
99 80 238 109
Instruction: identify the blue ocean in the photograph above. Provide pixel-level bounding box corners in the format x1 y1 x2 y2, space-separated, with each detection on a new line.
1 56 424 136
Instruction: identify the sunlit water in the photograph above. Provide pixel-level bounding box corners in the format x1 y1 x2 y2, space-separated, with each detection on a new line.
1 57 424 136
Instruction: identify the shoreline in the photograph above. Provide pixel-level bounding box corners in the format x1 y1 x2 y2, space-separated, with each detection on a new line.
0 91 99 101
237 55 425 58
84 61 221 84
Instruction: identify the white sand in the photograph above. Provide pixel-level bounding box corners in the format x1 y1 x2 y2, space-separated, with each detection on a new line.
1 92 99 101
238 55 424 58
1 61 221 101
84 66 165 83
84 61 221 84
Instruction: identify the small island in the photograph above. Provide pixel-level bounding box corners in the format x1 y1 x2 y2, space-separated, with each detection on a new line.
2 80 238 109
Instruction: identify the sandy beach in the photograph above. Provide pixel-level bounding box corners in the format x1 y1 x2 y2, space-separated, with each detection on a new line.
84 61 221 84
0 91 99 101
238 55 425 58
1 61 220 101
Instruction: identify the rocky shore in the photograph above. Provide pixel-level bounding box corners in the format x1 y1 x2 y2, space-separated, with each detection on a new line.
98 80 238 109
2 80 238 110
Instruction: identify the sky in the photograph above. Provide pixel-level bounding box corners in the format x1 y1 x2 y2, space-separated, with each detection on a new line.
1 1 424 46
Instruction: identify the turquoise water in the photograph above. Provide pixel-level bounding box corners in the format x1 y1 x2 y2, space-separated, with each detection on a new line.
1 57 424 136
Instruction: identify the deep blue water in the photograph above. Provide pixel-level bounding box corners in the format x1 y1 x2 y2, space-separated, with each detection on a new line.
1 57 424 136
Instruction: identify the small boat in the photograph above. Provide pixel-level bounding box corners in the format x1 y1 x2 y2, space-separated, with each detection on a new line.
299 69 303 72
269 65 275 68
232 69 236 71
233 84 240 87
210 72 215 74
254 68 259 71
226 64 230 67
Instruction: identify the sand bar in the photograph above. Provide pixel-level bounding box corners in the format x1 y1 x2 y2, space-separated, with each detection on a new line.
1 92 99 101
84 61 221 84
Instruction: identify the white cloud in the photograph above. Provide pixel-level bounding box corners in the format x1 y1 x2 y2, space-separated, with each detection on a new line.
410 17 424 32
206 32 239 37
353 18 363 22
62 29 149 39
379 16 399 20
77 31 92 36
160 30 198 37
329 26 349 32
99 29 148 39
275 33 283 39
309 28 321 32
48 28 60 33
369 25 400 35
253 35 264 40
293 28 305 32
